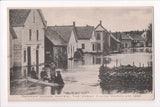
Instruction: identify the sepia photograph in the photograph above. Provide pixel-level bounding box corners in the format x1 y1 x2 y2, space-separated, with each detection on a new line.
8 7 154 100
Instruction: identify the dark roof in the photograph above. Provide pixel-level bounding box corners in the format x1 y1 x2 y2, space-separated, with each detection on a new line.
121 34 133 40
130 34 145 41
75 26 94 40
9 9 46 27
9 9 31 27
10 27 17 39
49 26 74 43
45 26 66 46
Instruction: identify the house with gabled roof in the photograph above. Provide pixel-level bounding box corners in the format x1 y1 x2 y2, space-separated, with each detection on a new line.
9 9 47 78
75 25 96 53
45 26 68 68
45 23 78 61
130 34 145 47
95 21 120 54
113 33 133 49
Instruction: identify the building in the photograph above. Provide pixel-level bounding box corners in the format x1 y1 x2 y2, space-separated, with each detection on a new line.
130 34 145 47
76 25 96 53
10 27 17 79
141 30 147 47
9 9 47 78
45 26 67 69
120 33 133 48
95 21 120 54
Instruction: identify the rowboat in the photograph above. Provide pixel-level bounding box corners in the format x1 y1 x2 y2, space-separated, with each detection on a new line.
27 77 64 87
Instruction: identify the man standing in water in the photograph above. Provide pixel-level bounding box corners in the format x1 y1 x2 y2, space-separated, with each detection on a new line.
50 61 57 82
31 67 38 79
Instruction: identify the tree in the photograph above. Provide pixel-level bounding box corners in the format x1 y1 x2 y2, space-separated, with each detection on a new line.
146 24 152 47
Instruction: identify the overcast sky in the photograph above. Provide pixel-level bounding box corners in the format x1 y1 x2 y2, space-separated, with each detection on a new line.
42 7 153 32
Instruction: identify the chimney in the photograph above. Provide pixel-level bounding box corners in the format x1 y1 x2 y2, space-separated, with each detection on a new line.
73 21 75 26
100 20 102 25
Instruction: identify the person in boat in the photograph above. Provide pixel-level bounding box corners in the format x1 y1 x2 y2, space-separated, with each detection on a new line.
54 71 64 85
50 61 57 82
31 67 38 79
40 67 48 81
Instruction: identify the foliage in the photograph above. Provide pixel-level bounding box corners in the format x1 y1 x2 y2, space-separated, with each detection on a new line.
146 23 152 47
99 65 152 93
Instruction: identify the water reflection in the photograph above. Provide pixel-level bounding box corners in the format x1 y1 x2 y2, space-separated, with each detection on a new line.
10 49 152 95
51 86 64 95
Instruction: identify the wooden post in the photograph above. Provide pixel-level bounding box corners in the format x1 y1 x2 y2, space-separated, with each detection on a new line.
139 63 141 67
116 59 118 67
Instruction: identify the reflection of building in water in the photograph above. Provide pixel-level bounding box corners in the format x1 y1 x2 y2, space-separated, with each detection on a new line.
72 54 107 66
84 55 105 65
51 86 64 95
10 9 47 79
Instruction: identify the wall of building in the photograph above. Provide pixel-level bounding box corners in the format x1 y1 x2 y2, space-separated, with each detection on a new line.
12 10 45 78
121 40 132 48
103 31 110 53
12 27 23 67
68 31 77 58
77 39 92 52
110 37 120 52
95 31 104 52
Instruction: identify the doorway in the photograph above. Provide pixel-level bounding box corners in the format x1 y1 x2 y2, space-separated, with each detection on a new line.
27 47 31 76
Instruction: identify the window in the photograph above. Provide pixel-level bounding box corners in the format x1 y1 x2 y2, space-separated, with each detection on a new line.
33 11 35 23
125 43 128 48
24 50 26 62
29 29 32 40
36 30 39 40
82 44 85 49
96 58 101 64
97 43 101 50
96 32 101 40
92 44 95 51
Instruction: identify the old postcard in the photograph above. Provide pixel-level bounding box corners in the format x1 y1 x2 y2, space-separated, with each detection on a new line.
8 7 154 101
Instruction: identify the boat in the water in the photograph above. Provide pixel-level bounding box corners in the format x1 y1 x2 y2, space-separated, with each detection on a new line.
27 77 64 87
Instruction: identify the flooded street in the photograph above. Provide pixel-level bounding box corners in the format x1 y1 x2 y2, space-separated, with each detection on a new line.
10 50 152 95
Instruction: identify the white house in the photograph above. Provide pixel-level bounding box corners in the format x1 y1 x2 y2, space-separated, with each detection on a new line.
9 9 47 78
76 25 97 53
141 30 147 47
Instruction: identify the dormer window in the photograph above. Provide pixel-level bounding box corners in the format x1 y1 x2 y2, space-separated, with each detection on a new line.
97 32 101 40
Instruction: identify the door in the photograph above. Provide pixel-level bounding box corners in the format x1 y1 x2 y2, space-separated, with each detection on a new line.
27 47 31 76
36 49 39 75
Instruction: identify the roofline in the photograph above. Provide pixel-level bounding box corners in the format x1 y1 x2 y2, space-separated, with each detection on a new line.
10 27 17 39
48 25 73 27
37 9 47 28
10 9 31 27
95 23 120 42
45 36 67 46
10 9 47 27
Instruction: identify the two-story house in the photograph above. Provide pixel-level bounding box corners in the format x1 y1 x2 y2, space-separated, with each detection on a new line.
95 21 120 54
9 9 47 78
76 25 96 53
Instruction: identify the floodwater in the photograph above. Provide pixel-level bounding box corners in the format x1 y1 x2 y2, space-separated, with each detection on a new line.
10 48 152 95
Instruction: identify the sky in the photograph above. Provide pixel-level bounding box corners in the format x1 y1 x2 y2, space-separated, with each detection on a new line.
42 7 153 32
